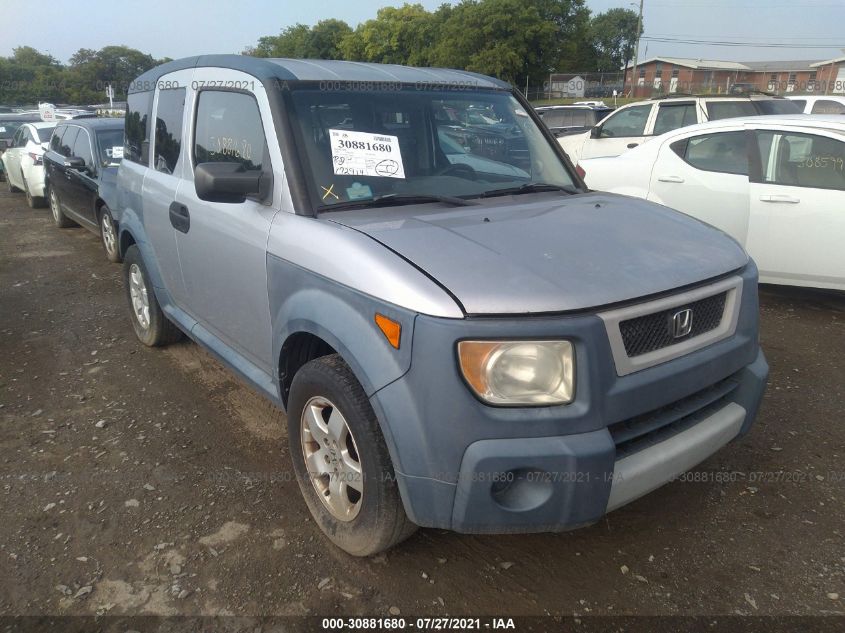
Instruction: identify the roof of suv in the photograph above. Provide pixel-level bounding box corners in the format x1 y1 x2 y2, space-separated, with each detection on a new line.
647 93 789 102
648 114 845 139
56 118 124 131
129 54 510 94
535 104 613 111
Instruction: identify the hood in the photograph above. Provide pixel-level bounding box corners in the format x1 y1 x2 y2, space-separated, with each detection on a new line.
324 192 748 315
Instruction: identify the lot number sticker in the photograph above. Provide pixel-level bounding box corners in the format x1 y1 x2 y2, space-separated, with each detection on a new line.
329 129 405 179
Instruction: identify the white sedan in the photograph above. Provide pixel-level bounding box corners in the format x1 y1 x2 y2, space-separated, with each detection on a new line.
580 115 845 291
2 121 57 208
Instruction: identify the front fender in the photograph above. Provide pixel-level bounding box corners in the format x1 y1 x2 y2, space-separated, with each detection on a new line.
268 254 417 400
117 206 169 296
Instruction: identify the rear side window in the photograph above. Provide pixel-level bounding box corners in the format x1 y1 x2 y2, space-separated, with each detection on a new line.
599 104 651 138
194 90 268 171
653 103 697 136
125 90 153 165
790 99 807 112
154 88 186 175
670 131 749 176
811 99 845 115
50 126 65 152
73 129 93 167
706 101 757 120
59 127 79 158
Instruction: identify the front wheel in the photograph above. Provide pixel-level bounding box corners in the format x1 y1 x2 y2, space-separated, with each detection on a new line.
99 206 121 263
122 245 182 347
287 354 417 556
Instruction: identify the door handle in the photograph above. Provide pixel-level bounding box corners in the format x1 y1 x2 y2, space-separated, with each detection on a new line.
626 143 639 149
657 175 685 183
169 202 190 233
759 194 800 204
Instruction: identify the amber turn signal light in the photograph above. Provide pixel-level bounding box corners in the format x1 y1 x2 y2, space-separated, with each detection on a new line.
375 313 401 349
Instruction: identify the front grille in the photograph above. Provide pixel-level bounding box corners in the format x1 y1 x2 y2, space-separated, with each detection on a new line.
609 376 739 459
619 292 727 358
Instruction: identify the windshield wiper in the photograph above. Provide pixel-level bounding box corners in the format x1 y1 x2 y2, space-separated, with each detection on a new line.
322 193 477 212
477 182 581 199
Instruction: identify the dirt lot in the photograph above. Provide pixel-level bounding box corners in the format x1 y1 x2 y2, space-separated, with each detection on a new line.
0 188 843 620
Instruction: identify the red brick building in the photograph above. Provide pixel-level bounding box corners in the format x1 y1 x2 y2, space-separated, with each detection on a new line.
624 56 845 97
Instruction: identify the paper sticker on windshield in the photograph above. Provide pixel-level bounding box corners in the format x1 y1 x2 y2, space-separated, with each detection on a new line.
107 146 123 159
329 129 405 179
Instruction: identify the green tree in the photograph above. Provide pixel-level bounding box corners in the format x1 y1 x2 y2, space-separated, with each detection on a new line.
589 8 642 72
0 47 65 104
307 19 353 59
66 45 162 102
430 0 589 85
342 4 444 66
247 20 352 59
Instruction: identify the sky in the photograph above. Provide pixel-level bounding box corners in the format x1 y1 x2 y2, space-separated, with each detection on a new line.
2 0 844 65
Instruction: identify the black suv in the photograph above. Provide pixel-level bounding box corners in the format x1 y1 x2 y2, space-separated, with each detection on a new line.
43 118 125 262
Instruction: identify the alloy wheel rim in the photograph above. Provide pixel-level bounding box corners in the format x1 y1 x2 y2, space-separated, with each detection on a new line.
128 264 150 330
50 190 59 221
300 396 363 521
102 214 116 255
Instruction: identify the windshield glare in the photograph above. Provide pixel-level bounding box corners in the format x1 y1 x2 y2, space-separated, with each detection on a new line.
287 87 575 209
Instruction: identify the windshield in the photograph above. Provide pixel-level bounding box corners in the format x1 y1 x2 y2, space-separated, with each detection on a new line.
286 86 575 209
95 129 124 166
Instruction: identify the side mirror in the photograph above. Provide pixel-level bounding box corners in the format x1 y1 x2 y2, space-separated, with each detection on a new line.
64 156 86 170
590 126 601 139
194 162 271 204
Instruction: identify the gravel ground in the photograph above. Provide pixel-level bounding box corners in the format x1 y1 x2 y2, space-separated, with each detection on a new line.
0 188 843 619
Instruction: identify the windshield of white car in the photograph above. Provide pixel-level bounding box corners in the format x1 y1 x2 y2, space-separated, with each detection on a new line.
286 86 577 210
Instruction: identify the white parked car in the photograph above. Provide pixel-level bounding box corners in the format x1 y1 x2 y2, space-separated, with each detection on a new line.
579 115 845 291
559 94 800 165
2 121 57 208
786 95 845 115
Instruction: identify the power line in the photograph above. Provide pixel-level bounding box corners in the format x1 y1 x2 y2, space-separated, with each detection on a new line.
641 36 844 49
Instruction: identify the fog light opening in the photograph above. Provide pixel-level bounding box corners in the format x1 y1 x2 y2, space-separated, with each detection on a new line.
490 468 554 512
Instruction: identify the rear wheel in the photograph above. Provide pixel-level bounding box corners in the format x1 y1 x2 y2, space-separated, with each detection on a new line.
122 245 182 347
22 174 45 208
99 205 121 263
287 354 417 556
48 186 74 228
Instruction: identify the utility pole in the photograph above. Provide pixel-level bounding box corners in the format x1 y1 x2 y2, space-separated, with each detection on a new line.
630 0 644 97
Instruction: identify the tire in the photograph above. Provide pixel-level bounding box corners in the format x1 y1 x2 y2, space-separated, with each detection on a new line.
6 173 20 193
122 245 183 347
287 354 417 556
99 205 121 263
48 185 74 228
22 174 45 209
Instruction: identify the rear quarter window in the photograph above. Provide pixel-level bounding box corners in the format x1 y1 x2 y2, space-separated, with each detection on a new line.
706 101 757 120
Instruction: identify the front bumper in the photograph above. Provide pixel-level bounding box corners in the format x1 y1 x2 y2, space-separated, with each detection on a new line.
370 264 768 533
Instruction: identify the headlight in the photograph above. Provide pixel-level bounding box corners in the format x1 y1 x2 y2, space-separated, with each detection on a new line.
457 340 575 406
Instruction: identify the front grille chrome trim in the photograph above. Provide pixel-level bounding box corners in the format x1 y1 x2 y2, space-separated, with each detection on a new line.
599 276 743 377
